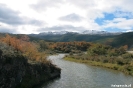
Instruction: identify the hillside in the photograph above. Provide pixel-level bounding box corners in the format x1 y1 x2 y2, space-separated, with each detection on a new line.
29 32 133 49
29 32 116 42
109 32 133 48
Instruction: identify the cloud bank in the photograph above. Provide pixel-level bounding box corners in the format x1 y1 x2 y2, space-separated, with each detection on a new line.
0 0 133 34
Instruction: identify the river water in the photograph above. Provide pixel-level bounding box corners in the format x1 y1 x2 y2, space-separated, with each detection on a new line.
40 54 133 88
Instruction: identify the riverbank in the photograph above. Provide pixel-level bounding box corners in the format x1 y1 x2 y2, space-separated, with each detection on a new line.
17 62 61 88
0 35 61 88
64 57 133 76
0 44 61 88
41 54 133 88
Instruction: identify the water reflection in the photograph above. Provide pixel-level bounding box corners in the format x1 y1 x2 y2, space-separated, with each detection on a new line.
40 54 133 88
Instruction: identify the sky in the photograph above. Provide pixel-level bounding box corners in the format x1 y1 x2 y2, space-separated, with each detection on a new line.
0 0 133 34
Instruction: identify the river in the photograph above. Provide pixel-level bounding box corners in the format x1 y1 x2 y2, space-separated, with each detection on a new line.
40 54 133 88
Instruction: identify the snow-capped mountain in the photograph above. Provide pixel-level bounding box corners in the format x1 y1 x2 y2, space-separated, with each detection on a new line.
81 30 124 35
39 31 69 35
38 30 123 35
81 30 108 35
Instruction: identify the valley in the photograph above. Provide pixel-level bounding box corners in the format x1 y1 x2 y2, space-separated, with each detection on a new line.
0 32 133 88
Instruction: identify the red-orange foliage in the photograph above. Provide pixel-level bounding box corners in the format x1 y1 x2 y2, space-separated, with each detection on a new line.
1 34 46 61
49 41 92 53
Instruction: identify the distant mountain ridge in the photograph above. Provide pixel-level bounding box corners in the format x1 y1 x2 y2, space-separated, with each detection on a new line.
28 30 123 42
29 31 117 42
81 30 123 35
29 31 133 48
38 30 123 35
39 31 69 35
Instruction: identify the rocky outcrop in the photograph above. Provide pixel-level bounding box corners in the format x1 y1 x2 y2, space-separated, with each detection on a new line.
0 50 61 88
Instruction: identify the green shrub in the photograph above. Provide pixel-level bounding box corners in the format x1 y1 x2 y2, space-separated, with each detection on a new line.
122 53 133 59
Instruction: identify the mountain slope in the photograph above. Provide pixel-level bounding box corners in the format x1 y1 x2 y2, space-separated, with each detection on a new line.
110 32 133 48
29 32 116 42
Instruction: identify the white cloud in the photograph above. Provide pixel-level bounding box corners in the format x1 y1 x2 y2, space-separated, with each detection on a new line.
103 18 133 30
31 0 64 12
0 0 133 34
59 13 83 22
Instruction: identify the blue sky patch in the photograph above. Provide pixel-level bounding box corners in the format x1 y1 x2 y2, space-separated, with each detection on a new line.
95 11 132 26
95 13 115 25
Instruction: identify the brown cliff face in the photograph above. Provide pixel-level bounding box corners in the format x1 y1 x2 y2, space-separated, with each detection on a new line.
0 48 61 88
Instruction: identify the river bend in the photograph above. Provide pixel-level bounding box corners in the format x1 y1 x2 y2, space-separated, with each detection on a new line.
40 54 133 88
